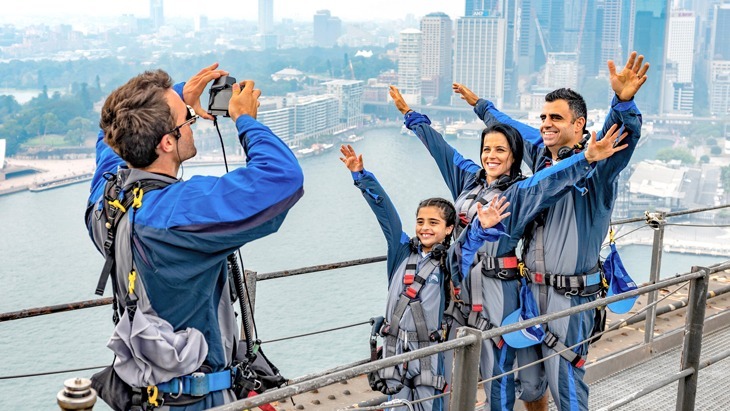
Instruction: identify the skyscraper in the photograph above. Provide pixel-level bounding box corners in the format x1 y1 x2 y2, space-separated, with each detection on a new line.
633 0 668 114
398 28 422 106
420 12 452 105
313 10 342 48
709 3 730 115
150 0 164 29
465 0 498 17
258 0 274 35
666 9 696 115
453 16 506 106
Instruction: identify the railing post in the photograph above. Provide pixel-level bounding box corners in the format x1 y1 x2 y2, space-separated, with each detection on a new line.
644 211 665 345
675 266 709 411
449 327 482 411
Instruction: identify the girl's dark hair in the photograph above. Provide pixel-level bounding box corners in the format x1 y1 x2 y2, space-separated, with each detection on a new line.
416 197 457 246
480 123 524 180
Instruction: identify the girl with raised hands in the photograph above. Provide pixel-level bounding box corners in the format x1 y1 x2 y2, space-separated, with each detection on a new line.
340 144 509 411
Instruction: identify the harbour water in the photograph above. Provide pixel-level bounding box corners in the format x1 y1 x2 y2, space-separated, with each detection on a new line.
0 126 725 410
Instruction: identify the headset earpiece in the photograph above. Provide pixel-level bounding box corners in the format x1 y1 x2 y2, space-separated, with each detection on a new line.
409 237 420 253
557 146 574 160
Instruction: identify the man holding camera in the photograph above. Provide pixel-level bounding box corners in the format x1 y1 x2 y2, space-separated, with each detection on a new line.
85 63 304 410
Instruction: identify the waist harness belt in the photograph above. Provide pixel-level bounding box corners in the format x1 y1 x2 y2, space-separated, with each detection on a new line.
157 370 233 398
378 253 446 391
529 224 604 369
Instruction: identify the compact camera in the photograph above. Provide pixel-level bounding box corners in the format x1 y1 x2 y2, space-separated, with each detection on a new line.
208 75 237 117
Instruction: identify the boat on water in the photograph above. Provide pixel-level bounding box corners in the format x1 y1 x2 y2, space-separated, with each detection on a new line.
295 143 334 159
444 120 466 139
339 134 364 143
28 173 93 192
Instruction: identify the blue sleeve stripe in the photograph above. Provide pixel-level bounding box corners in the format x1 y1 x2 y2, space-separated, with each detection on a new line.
452 151 481 174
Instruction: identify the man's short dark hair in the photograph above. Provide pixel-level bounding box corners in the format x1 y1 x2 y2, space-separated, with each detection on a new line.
100 69 175 168
545 88 588 134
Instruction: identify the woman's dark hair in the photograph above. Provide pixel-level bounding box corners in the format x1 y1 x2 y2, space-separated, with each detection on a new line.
416 197 456 246
480 123 524 180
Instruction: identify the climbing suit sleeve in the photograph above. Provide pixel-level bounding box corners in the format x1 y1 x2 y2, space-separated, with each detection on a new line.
353 169 411 283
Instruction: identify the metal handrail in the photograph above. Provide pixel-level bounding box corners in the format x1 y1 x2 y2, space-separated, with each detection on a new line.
210 265 725 411
3 204 729 323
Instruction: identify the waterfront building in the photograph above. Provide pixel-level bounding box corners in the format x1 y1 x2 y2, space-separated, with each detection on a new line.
543 52 579 90
709 3 730 116
666 9 696 115
323 80 364 129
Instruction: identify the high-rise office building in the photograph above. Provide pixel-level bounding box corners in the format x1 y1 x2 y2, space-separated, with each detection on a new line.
258 0 274 34
150 0 164 29
313 10 342 48
633 0 668 114
420 12 452 105
465 0 498 17
666 9 696 115
544 52 579 90
709 3 730 115
453 16 506 107
398 28 422 106
667 10 695 83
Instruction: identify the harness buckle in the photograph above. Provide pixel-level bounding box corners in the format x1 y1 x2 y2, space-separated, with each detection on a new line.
403 274 415 285
404 287 418 299
543 332 558 349
189 372 207 397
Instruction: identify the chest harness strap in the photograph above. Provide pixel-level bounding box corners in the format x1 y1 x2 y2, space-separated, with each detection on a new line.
466 254 520 349
454 185 499 236
95 174 170 324
378 253 446 391
531 225 588 368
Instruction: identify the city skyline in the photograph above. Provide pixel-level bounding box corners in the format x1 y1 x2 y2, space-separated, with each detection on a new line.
0 0 464 25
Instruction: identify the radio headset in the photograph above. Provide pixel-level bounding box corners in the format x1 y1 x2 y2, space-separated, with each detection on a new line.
556 132 590 160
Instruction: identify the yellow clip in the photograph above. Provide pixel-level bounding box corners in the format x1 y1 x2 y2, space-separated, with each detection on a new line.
602 275 609 289
518 262 526 277
147 385 159 407
108 199 127 213
609 228 615 244
132 187 144 209
128 270 137 295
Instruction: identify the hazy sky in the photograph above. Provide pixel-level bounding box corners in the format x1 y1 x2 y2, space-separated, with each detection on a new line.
1 1 464 24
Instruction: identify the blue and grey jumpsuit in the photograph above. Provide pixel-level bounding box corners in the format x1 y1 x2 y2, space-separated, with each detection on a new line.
85 83 304 410
404 111 597 411
353 169 502 411
474 96 642 411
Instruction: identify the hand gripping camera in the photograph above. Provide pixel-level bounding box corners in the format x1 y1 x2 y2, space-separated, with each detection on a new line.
207 75 237 117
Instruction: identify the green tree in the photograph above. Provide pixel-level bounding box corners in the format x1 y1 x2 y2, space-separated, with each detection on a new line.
700 155 710 163
710 146 722 155
656 147 695 165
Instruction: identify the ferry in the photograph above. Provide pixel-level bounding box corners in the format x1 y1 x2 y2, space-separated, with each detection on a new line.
339 134 364 143
295 143 334 159
444 120 466 139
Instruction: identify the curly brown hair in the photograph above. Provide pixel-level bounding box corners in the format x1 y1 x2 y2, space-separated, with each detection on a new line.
99 69 176 168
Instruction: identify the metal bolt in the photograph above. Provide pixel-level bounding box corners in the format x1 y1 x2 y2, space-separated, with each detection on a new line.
57 377 97 410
